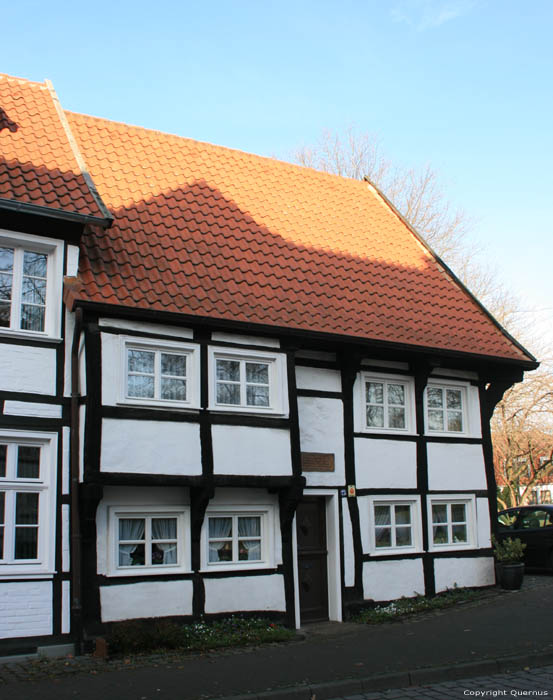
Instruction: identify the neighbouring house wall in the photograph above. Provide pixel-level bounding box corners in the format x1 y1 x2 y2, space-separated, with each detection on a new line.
362 559 425 601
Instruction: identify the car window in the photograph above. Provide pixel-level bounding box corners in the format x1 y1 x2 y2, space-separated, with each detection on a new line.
519 509 550 529
498 511 519 529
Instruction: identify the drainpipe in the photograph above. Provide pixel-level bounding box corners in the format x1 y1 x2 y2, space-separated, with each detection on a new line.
70 306 84 654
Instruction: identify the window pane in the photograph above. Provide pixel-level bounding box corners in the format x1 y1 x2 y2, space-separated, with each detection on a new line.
366 382 384 404
427 387 443 407
15 492 39 524
433 525 448 544
15 527 38 559
128 349 154 373
374 505 391 525
119 543 145 566
161 353 186 377
388 384 405 406
246 362 269 384
0 445 6 478
0 248 14 272
446 389 462 410
246 385 269 407
128 375 154 398
152 542 177 565
389 407 406 429
428 409 444 431
367 405 384 428
161 377 186 401
21 276 46 304
452 525 467 543
216 382 240 404
432 504 447 524
216 359 240 381
395 526 412 547
395 505 411 525
239 541 261 560
20 304 45 332
17 446 40 479
209 541 232 562
152 517 177 540
375 527 391 547
447 411 463 432
451 504 466 522
0 302 10 328
238 516 261 537
119 518 145 541
208 517 232 538
0 492 4 523
23 251 47 277
0 526 3 559
0 272 12 300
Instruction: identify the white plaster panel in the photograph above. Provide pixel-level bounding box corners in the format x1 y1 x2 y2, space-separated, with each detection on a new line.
211 331 279 348
467 385 482 438
431 368 478 380
363 559 425 601
0 581 53 639
212 425 292 476
66 244 80 276
0 344 56 395
99 317 194 339
360 359 409 370
101 332 119 406
427 443 487 491
62 427 70 495
342 498 355 587
61 580 71 634
298 397 345 486
434 557 495 593
354 438 417 489
79 406 85 482
100 580 193 622
62 505 70 572
295 367 341 392
477 498 492 548
204 574 286 614
101 419 202 475
3 401 62 418
357 495 370 554
96 486 190 576
295 350 336 362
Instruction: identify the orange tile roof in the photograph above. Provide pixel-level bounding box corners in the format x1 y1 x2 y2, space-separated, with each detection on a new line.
0 74 106 220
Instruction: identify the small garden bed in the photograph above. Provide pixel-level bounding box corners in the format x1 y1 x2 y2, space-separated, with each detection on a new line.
107 616 295 656
353 587 488 624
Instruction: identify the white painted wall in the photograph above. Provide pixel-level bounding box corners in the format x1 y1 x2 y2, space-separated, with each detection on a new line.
360 359 409 370
211 331 280 348
0 345 56 395
342 498 355 588
100 580 194 621
477 498 492 548
354 438 417 489
62 504 70 572
61 580 70 634
295 350 336 362
298 397 345 486
204 574 286 614
3 401 62 418
212 425 292 476
62 426 70 495
295 367 341 392
431 368 478 380
0 581 53 639
363 559 425 601
96 486 190 576
66 244 80 277
98 318 194 339
357 495 370 554
101 419 202 475
427 443 487 491
434 557 495 592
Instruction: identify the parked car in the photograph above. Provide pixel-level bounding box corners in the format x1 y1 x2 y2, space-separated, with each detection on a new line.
497 505 553 570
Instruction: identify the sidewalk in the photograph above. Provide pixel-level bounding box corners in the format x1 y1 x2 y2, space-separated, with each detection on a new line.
2 574 553 700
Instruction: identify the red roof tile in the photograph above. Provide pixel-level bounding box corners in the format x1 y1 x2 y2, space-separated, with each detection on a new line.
0 74 106 220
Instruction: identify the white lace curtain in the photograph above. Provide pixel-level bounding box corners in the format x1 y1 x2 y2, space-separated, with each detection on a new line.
119 518 145 566
152 517 177 565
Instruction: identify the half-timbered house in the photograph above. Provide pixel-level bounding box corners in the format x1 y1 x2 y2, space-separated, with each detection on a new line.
0 73 537 655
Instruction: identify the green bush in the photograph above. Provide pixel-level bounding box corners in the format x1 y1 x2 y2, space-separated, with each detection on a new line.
492 535 526 563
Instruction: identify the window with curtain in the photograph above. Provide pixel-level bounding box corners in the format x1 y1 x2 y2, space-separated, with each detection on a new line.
207 513 263 565
114 512 184 571
430 499 472 547
371 499 420 552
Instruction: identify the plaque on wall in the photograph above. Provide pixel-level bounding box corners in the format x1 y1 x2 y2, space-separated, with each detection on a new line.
301 452 335 472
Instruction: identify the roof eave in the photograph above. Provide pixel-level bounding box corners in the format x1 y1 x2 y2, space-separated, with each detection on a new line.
0 197 113 228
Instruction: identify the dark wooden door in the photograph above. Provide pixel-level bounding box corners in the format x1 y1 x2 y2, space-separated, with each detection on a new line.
296 497 328 622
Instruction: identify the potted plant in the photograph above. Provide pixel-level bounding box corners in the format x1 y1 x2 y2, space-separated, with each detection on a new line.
492 535 526 590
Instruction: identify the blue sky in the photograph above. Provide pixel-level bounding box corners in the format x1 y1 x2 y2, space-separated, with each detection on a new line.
3 0 552 352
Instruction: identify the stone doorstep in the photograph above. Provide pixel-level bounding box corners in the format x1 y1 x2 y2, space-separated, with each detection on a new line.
0 643 75 665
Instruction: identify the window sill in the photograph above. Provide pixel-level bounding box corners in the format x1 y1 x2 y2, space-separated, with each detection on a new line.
429 543 477 553
117 399 201 412
106 567 192 578
359 428 417 437
369 548 422 557
200 562 273 573
208 405 288 418
425 430 469 439
0 569 56 579
0 329 62 343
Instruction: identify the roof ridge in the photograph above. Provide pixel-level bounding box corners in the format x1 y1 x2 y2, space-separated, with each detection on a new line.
65 110 369 188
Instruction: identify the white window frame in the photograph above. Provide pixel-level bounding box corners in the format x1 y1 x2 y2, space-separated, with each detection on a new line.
108 505 191 577
0 230 63 339
119 336 200 410
427 494 476 552
201 504 275 572
208 346 288 416
0 429 57 579
358 372 415 434
368 495 422 555
424 380 468 436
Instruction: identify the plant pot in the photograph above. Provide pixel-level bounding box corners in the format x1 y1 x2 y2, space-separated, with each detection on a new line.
497 562 525 590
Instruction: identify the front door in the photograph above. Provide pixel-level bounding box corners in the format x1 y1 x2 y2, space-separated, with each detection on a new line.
296 497 329 622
